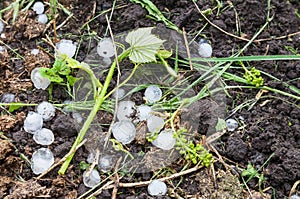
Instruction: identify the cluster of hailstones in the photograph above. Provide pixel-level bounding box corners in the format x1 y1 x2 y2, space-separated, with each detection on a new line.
28 30 239 194
32 1 48 24
23 101 56 175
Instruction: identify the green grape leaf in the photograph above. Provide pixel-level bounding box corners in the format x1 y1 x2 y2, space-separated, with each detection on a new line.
126 27 165 63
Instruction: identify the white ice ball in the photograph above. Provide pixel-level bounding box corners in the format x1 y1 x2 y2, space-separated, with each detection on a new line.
55 39 77 58
36 101 55 121
24 111 43 134
198 42 212 58
112 120 136 144
147 180 167 196
32 2 45 14
31 67 51 90
97 38 115 58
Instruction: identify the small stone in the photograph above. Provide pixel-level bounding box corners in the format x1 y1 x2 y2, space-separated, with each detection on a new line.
116 101 135 121
24 111 43 134
112 121 136 144
226 118 238 132
32 2 45 14
31 67 51 90
144 85 162 103
36 101 55 121
33 128 54 145
152 129 176 150
147 115 164 133
31 148 54 175
37 14 48 24
55 39 77 58
83 170 101 188
97 38 115 58
147 180 167 196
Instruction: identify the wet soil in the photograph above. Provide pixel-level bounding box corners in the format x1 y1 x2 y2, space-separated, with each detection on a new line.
0 0 299 198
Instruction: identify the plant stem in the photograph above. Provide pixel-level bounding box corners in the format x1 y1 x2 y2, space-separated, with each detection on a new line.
58 51 129 175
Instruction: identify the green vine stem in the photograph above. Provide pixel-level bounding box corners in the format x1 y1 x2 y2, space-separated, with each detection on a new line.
58 51 129 175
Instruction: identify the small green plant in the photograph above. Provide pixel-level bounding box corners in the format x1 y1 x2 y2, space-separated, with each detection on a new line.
40 54 78 87
240 61 264 87
174 128 213 167
241 163 265 192
58 27 165 174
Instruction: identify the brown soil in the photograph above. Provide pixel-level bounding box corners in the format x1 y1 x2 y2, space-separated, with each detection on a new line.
0 0 299 198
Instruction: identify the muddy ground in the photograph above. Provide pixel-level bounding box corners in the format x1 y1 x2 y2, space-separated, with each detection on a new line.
0 0 299 198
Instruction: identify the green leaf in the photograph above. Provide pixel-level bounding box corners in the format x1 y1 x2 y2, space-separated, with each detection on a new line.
215 118 227 131
79 161 90 170
157 49 172 59
126 27 165 63
8 103 22 112
66 75 78 86
53 57 71 76
39 68 64 83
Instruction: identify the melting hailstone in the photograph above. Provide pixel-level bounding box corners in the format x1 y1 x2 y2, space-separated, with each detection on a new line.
147 115 164 133
0 20 5 34
112 121 136 144
226 118 238 132
31 148 54 175
137 105 152 121
290 195 300 199
0 93 15 103
0 46 5 52
33 128 55 145
32 2 45 14
144 85 162 103
152 129 176 150
116 101 135 121
198 40 212 58
147 180 167 196
98 155 113 172
97 38 115 58
31 48 40 55
112 88 125 99
83 170 101 188
37 14 48 24
37 101 55 121
24 111 43 134
31 67 51 90
55 39 77 58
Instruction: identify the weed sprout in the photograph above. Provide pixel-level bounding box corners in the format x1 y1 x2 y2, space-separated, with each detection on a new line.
24 111 43 134
31 67 51 90
112 121 136 144
32 2 45 15
33 128 55 145
83 170 101 188
55 39 77 58
147 180 167 196
152 129 176 150
31 148 54 175
198 39 212 58
36 101 55 121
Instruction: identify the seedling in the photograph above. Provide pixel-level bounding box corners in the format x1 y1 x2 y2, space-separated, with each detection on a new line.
174 128 213 167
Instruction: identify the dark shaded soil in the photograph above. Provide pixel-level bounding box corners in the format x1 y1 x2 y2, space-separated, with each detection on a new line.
0 0 299 198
